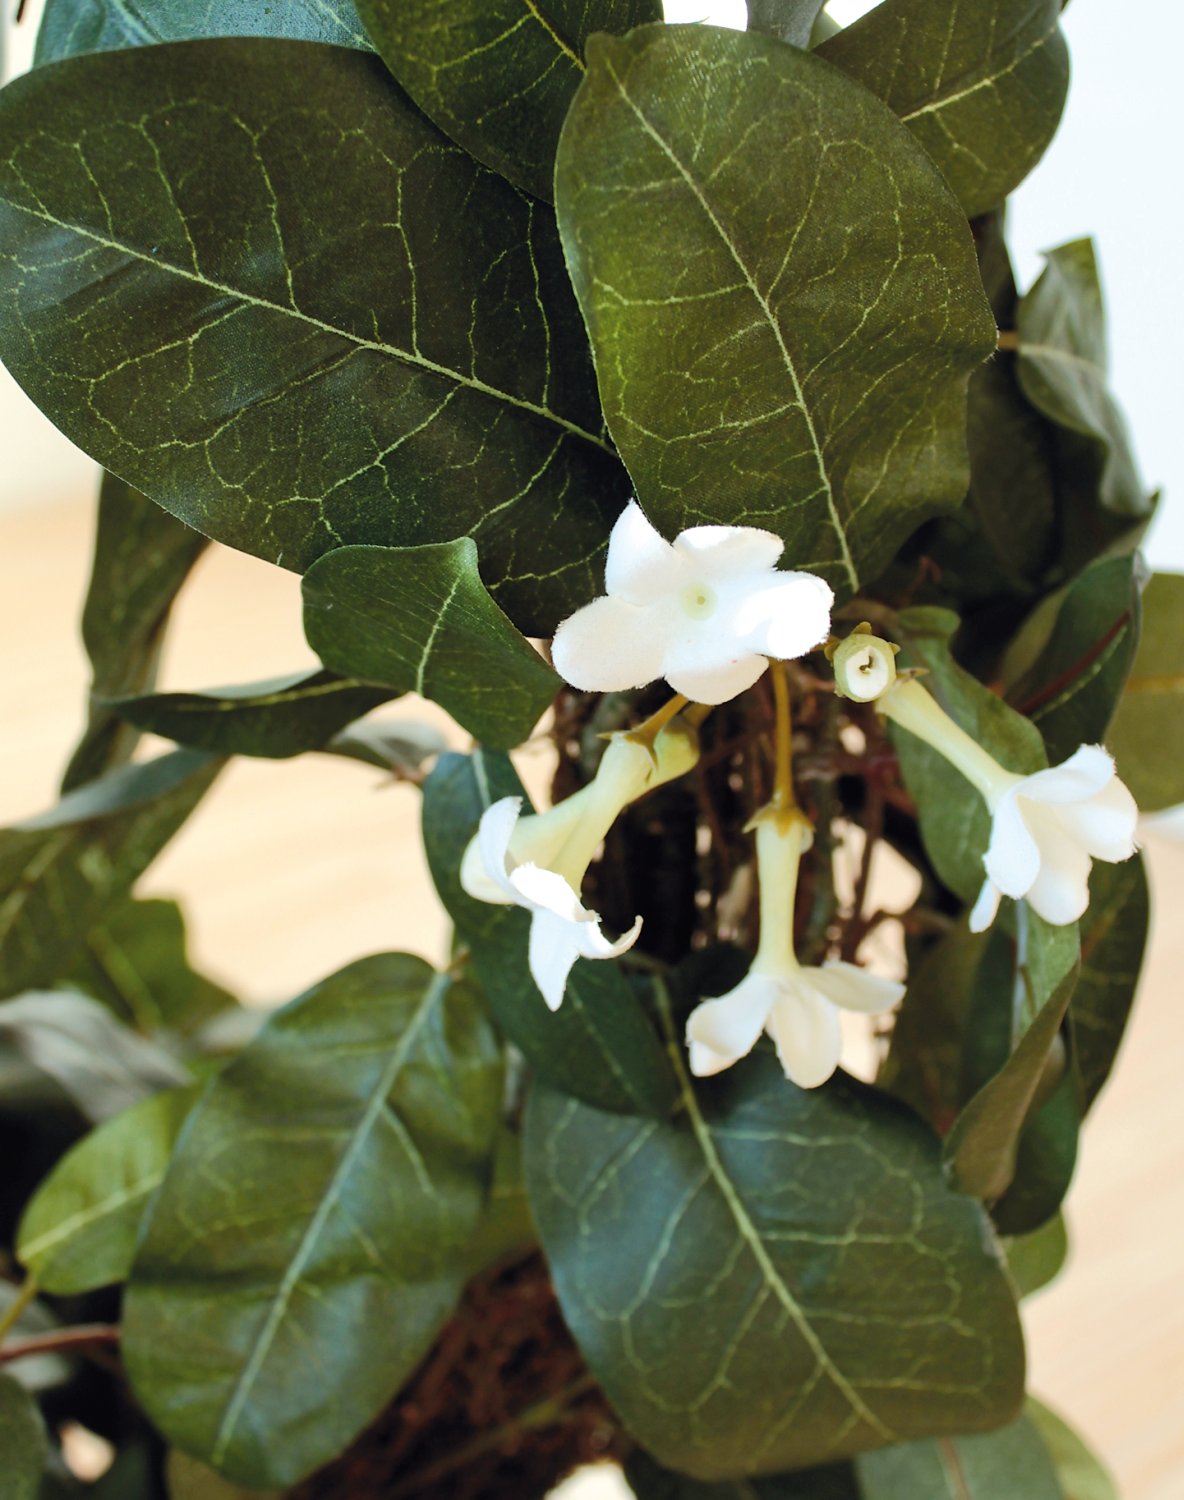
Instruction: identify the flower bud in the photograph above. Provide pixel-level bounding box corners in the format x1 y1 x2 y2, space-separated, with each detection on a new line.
832 627 898 702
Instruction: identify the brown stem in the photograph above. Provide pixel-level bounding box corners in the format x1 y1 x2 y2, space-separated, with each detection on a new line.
0 1324 120 1365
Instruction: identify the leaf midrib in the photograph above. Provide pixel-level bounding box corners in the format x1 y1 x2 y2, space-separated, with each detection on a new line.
3 199 610 454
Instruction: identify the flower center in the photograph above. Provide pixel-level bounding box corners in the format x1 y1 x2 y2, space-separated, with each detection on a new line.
680 581 717 619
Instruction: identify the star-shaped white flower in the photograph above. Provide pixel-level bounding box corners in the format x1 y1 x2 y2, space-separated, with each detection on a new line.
551 501 834 704
970 744 1139 932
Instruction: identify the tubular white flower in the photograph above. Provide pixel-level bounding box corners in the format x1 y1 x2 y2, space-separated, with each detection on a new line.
551 500 834 705
685 812 903 1087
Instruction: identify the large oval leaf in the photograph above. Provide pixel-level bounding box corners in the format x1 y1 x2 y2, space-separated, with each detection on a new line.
526 996 1024 1479
356 0 661 202
0 40 627 632
555 24 995 600
122 953 503 1487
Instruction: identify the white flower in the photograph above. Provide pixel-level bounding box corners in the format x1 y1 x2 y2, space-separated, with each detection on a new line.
969 744 1139 932
685 813 903 1087
551 500 834 705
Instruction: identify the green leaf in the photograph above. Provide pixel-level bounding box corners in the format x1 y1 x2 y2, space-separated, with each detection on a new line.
35 0 373 64
166 1450 282 1500
68 897 237 1036
1016 240 1148 519
0 39 627 633
1004 1211 1067 1299
1025 1398 1118 1500
112 671 395 760
1071 854 1148 1113
122 953 503 1488
16 1085 197 1294
890 608 1047 903
991 1060 1079 1236
526 993 1025 1479
0 1374 48 1500
421 751 677 1117
744 1 828 47
463 1126 536 1278
626 1449 859 1498
303 542 558 749
856 1410 1063 1500
817 0 1068 217
0 750 221 999
63 472 207 792
1108 572 1184 809
555 24 995 600
356 0 661 202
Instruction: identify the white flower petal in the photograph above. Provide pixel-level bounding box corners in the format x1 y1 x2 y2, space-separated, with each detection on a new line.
513 865 642 1009
1020 744 1115 804
732 572 834 660
809 961 904 1015
1051 775 1139 862
984 790 1041 898
461 796 524 903
969 877 1002 933
674 523 784 578
551 595 667 692
765 985 842 1089
661 633 768 704
685 973 778 1073
689 1038 736 1077
1023 830 1093 926
527 906 586 1012
508 862 586 918
604 500 685 604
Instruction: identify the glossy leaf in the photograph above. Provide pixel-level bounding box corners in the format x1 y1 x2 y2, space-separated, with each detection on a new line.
1108 572 1184 809
356 0 661 202
421 751 677 1117
122 953 503 1488
63 472 207 792
626 1449 859 1498
1026 1398 1118 1500
0 750 221 999
0 1374 48 1500
856 1410 1063 1500
744 1 828 47
17 1086 197 1294
303 541 558 748
35 0 373 62
817 0 1068 217
113 671 395 760
555 24 995 600
1071 855 1148 1113
1016 240 1147 518
0 40 627 633
1004 1211 1068 1299
526 1003 1025 1479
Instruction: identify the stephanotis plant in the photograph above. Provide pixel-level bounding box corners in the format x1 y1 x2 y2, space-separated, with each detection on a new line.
0 2 1176 1498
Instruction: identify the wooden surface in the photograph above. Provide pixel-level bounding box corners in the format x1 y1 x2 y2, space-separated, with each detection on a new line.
1 494 1181 1498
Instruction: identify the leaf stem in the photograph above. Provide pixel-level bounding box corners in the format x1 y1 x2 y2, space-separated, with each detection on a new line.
0 1277 40 1343
0 1324 120 1365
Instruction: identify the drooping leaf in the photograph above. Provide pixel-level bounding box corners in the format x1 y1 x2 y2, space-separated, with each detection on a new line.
122 953 503 1488
112 671 395 760
555 24 995 601
63 471 207 792
0 1374 48 1500
817 0 1068 217
526 996 1025 1479
0 40 627 633
1004 1211 1068 1299
1016 240 1148 519
16 1085 197 1294
856 1410 1063 1500
626 1448 860 1499
0 992 189 1123
0 750 221 999
303 542 558 748
325 718 449 776
1070 854 1148 1113
421 751 677 1117
1107 572 1184 809
744 1 828 47
35 0 373 64
356 0 661 202
1026 1398 1118 1500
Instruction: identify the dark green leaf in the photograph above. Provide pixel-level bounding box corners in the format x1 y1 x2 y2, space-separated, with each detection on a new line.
1071 854 1148 1113
626 1448 859 1499
122 953 503 1488
526 996 1025 1479
0 750 221 999
303 542 558 748
0 992 189 1122
1016 240 1148 518
1004 1211 1067 1299
463 1126 536 1277
990 1061 1079 1236
745 1 828 47
356 0 661 201
0 40 627 633
112 671 395 760
16 1085 197 1294
1108 572 1184 809
63 472 207 792
555 25 995 601
817 0 1068 217
1026 1398 1117 1500
35 0 372 64
68 897 237 1036
856 1411 1063 1500
0 1373 48 1500
422 751 677 1117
